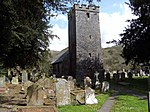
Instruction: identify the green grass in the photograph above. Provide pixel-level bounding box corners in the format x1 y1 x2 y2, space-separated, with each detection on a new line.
58 94 109 112
111 94 148 112
123 76 148 94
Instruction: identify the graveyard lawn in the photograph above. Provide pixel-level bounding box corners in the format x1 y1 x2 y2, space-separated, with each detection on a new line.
58 94 109 112
122 76 148 94
110 94 148 112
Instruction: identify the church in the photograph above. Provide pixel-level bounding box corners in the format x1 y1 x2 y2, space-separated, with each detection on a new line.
51 4 103 85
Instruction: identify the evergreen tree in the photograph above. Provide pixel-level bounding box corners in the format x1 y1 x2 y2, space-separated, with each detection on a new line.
0 0 100 70
120 0 150 65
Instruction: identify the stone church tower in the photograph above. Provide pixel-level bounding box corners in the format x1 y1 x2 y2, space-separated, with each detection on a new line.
68 4 103 86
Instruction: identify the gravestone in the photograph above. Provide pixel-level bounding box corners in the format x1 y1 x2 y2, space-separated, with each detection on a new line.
106 72 111 81
0 76 5 87
85 87 98 104
55 79 71 106
120 71 125 81
84 76 92 88
0 76 6 93
22 70 28 83
27 84 45 106
94 71 100 88
12 76 19 84
68 76 75 91
113 73 117 81
128 71 133 79
101 81 109 92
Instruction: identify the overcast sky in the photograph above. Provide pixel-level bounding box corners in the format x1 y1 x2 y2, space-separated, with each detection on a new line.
49 0 136 51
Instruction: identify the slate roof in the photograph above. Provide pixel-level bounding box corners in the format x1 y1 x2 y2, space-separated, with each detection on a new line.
51 48 69 64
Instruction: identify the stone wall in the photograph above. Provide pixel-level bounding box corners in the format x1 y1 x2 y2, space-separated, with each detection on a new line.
68 4 103 85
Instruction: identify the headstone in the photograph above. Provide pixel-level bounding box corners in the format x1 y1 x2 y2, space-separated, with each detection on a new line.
140 69 143 77
121 71 125 81
0 76 5 87
85 87 98 104
94 71 100 88
106 72 111 81
128 71 133 79
113 73 117 81
55 79 71 106
101 81 109 92
12 76 19 84
0 76 6 93
84 76 92 88
22 70 28 83
27 84 45 106
68 76 75 91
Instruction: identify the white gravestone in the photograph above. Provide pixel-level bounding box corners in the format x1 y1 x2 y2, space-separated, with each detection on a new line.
85 87 98 104
22 70 28 82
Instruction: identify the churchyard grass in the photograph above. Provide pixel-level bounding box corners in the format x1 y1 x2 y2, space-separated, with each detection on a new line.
110 94 148 112
123 76 148 94
58 93 109 112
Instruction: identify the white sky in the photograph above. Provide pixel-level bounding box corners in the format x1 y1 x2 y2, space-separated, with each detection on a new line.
49 0 136 51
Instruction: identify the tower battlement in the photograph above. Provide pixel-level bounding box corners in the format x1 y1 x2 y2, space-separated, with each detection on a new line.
74 4 99 12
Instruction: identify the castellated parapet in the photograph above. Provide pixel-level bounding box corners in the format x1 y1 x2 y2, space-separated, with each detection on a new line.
74 4 99 12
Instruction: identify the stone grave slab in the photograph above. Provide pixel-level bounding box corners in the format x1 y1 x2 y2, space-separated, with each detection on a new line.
70 89 85 105
17 106 57 112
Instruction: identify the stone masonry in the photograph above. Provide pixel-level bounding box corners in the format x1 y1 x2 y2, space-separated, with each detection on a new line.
68 4 103 86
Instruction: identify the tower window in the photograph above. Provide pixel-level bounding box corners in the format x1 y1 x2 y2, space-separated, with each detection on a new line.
89 53 91 57
86 13 90 18
89 35 92 39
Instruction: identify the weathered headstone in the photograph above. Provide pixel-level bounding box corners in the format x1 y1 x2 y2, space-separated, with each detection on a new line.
121 71 125 81
85 87 98 104
26 84 45 106
22 70 28 83
68 76 75 91
55 79 71 106
101 81 109 92
128 71 133 79
0 76 6 93
0 76 5 87
113 72 118 81
84 76 92 88
106 72 111 81
12 76 19 84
